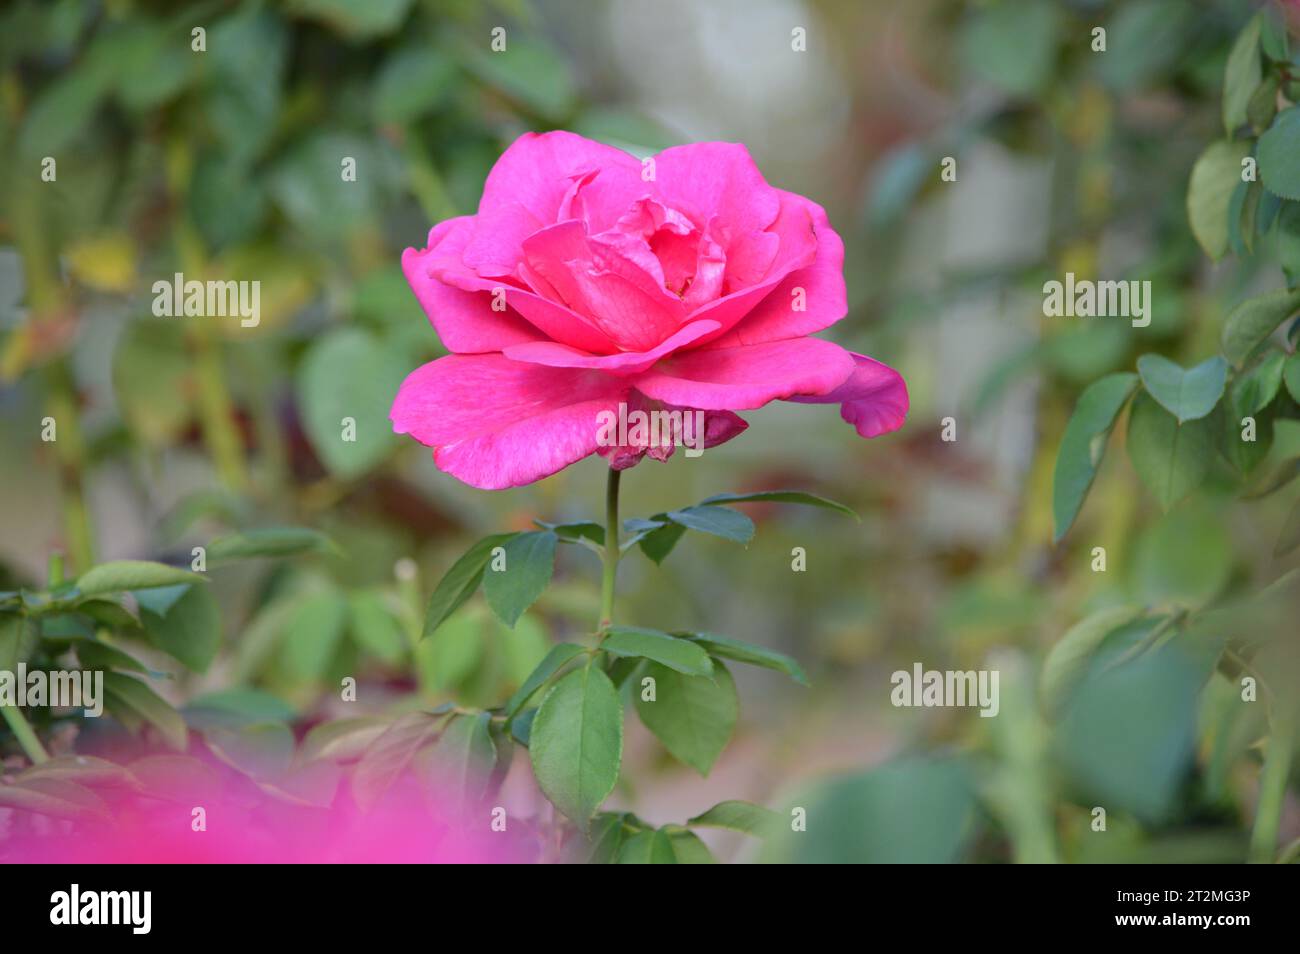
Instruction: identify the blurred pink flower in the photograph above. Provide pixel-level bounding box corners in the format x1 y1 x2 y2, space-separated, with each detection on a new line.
2 757 529 864
392 132 908 489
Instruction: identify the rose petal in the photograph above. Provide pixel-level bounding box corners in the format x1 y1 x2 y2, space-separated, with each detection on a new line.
701 192 847 349
503 319 721 375
632 337 855 411
391 354 629 489
788 351 909 438
402 221 546 354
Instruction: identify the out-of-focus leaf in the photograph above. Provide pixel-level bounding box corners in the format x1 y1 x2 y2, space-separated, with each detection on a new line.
296 328 407 478
1126 392 1213 510
102 672 188 751
208 527 335 564
1187 140 1252 261
138 582 221 674
1052 372 1139 541
287 0 414 38
1221 287 1300 367
1222 13 1262 134
77 561 203 596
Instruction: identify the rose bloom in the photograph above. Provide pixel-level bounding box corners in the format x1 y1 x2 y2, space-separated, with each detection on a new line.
392 132 908 489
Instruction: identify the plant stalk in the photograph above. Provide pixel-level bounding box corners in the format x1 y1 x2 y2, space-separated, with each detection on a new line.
1 704 49 765
1249 708 1294 863
598 467 621 633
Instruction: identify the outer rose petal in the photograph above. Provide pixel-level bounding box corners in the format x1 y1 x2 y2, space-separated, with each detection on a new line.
402 220 546 354
391 354 629 490
788 352 909 438
632 337 855 411
701 192 847 350
502 319 721 375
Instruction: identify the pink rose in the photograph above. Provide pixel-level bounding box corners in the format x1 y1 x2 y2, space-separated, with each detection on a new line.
392 131 908 489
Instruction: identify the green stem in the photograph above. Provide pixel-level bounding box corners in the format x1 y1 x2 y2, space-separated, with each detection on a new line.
1249 709 1295 864
1 703 49 765
598 468 621 634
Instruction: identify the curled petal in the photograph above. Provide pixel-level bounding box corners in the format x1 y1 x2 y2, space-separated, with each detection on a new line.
788 351 909 438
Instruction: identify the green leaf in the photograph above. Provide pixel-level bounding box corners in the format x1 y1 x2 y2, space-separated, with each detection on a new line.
1040 606 1142 717
687 799 782 838
665 505 754 544
1126 393 1214 510
529 663 622 824
352 711 449 811
759 757 975 863
423 712 496 810
635 661 737 776
0 777 111 823
286 0 414 39
667 830 718 863
1187 140 1252 260
1051 372 1140 542
1222 13 1262 134
637 521 686 564
601 627 714 676
682 632 808 686
460 38 576 121
423 533 517 638
587 812 630 863
184 689 296 730
1277 497 1300 556
1285 352 1300 403
0 615 39 672
102 672 188 751
1259 107 1300 200
699 490 857 519
960 0 1061 97
1136 354 1227 423
207 527 334 564
503 642 586 721
17 755 139 790
279 591 348 682
1221 287 1300 367
138 582 221 674
483 530 557 628
371 46 456 124
76 560 203 596
615 828 677 864
297 328 407 478
348 590 406 665
205 722 295 780
1279 201 1300 287
1234 349 1287 415
538 520 605 546
300 716 390 763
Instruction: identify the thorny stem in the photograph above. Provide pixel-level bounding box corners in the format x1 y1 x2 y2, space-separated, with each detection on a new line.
597 468 621 635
